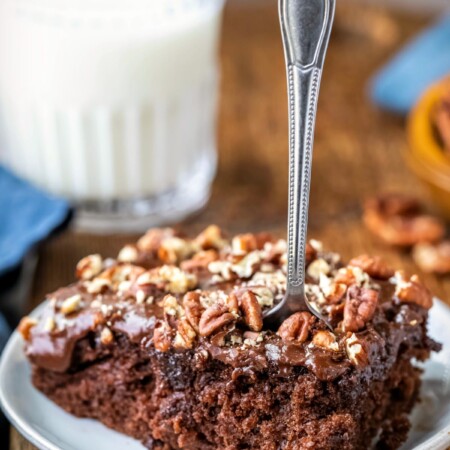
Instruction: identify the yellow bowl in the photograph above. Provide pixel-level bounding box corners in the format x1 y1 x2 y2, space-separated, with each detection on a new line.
406 77 450 220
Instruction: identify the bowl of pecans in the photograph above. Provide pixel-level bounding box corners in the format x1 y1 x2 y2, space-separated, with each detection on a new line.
406 76 450 220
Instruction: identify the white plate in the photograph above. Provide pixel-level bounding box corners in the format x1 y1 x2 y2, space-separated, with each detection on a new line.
0 301 449 450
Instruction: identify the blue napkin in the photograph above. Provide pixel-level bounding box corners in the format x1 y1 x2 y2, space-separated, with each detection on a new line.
370 14 450 114
0 165 71 276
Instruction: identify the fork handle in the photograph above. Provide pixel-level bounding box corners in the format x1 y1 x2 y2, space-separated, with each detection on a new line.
280 0 335 300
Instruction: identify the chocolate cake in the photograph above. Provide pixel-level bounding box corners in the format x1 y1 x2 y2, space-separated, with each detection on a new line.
19 226 441 450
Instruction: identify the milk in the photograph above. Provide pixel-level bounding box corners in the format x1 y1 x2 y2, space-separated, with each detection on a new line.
0 0 225 230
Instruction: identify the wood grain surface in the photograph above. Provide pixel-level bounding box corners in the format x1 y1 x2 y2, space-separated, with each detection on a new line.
11 1 445 448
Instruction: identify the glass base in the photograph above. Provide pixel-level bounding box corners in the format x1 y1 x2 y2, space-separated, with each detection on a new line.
73 166 214 233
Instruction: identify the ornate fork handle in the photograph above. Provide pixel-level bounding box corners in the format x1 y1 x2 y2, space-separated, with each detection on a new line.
264 0 335 327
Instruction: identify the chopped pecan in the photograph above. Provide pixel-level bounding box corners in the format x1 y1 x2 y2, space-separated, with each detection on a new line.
345 333 369 367
334 267 358 286
100 327 114 345
312 330 339 351
324 282 347 304
343 286 379 332
395 273 433 310
306 258 331 279
232 234 258 255
76 254 103 280
277 311 315 343
98 264 145 289
194 225 227 250
238 290 263 332
18 316 38 341
180 250 219 272
363 194 445 247
173 318 197 349
412 241 450 274
158 237 195 265
198 304 236 337
182 292 204 332
60 294 82 315
117 244 139 263
153 321 173 352
349 254 394 280
137 228 175 253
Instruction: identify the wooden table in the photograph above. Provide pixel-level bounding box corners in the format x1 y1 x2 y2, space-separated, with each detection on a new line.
11 1 445 448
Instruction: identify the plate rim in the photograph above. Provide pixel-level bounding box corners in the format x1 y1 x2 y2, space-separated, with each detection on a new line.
1 300 450 450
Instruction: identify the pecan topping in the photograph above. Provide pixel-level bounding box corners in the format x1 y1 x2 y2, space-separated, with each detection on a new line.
412 241 450 274
153 321 173 352
349 254 394 280
194 225 227 250
173 318 197 350
363 194 445 247
60 294 82 315
18 316 38 341
345 333 369 367
76 254 103 280
158 237 195 265
277 312 315 343
137 228 175 253
324 282 347 304
238 290 263 332
395 273 433 310
306 258 331 279
198 304 236 337
312 330 339 351
100 327 114 345
117 244 139 263
343 286 379 332
180 250 219 272
182 292 204 332
232 234 258 255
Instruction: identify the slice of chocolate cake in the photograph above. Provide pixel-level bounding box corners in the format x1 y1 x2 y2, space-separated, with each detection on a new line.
18 226 441 450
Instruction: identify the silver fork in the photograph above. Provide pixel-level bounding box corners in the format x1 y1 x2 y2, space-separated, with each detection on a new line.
264 0 335 329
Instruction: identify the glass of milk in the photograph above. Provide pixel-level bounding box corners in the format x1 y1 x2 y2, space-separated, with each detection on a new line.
0 0 225 232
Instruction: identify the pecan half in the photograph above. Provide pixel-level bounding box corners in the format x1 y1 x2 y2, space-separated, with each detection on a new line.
153 321 173 352
277 311 315 343
395 273 433 310
412 241 450 274
363 194 445 247
343 286 379 332
238 290 263 332
199 304 236 337
182 292 204 332
349 254 394 280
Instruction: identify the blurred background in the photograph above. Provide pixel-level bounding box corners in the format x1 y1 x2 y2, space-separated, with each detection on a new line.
1 0 450 447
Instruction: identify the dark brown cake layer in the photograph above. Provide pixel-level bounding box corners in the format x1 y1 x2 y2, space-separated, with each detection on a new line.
19 227 441 450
